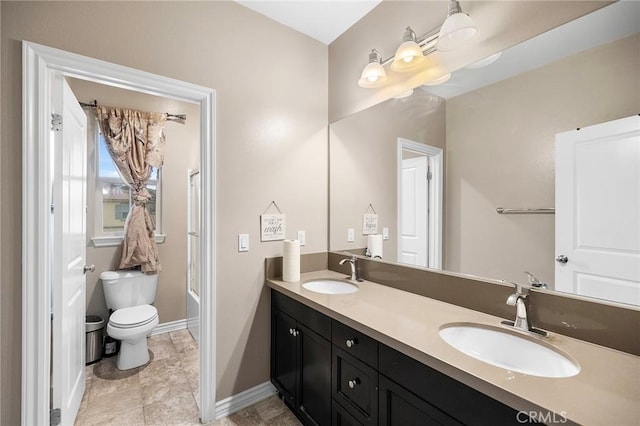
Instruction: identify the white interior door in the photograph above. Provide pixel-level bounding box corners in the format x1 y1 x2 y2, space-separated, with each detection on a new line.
555 115 640 306
399 155 429 266
52 77 88 425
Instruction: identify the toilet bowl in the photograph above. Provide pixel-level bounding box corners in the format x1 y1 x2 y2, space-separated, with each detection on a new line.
100 270 159 370
106 304 159 370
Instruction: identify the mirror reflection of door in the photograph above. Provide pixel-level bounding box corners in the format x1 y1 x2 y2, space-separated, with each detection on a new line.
555 115 640 306
398 139 443 269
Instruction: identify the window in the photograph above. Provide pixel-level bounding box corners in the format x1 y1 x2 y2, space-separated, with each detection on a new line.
93 133 164 246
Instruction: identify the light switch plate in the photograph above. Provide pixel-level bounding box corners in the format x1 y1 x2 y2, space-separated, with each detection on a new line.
347 228 355 242
238 234 249 252
383 227 389 240
297 230 306 246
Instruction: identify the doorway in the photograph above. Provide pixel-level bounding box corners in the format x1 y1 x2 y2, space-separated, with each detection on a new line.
397 138 443 269
22 42 216 424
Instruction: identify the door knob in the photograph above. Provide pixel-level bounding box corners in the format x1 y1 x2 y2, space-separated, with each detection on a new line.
346 339 356 348
348 378 360 389
555 255 568 264
83 264 95 273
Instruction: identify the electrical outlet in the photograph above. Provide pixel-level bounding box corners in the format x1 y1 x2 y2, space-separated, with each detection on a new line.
383 227 389 240
297 230 306 246
347 228 355 242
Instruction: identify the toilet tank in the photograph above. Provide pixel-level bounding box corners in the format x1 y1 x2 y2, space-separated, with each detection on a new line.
100 270 158 310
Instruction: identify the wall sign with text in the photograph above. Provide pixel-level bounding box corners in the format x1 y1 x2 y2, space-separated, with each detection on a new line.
261 213 286 241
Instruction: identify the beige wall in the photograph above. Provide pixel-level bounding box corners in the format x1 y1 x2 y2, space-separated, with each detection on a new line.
444 34 640 286
67 78 200 324
328 1 610 122
329 90 445 259
0 2 327 423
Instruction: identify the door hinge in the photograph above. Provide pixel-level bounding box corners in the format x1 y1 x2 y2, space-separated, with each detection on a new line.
427 171 433 181
50 408 61 426
51 114 62 131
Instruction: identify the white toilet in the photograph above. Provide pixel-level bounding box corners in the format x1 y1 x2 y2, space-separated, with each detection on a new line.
100 270 159 370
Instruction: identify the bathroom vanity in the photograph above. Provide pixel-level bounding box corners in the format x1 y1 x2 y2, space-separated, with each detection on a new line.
267 270 640 426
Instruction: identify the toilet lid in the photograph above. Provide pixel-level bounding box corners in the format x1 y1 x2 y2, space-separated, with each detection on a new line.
110 305 157 329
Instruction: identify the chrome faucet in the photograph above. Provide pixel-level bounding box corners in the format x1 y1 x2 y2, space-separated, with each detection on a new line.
502 281 547 337
339 255 363 282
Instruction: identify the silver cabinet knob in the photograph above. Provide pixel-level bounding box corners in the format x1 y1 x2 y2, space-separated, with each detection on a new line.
83 265 95 273
346 339 356 348
289 328 294 335
556 255 568 264
348 378 359 389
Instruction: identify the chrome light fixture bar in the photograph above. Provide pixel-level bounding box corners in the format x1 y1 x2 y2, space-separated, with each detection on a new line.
358 0 477 89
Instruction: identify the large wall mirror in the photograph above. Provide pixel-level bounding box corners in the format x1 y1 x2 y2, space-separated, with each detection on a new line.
329 2 639 306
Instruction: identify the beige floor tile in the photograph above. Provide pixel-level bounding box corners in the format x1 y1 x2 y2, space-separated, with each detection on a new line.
83 385 143 424
143 390 200 426
253 395 287 423
170 329 198 353
141 370 192 406
88 369 141 403
213 407 265 426
82 406 145 426
138 354 184 387
263 409 302 426
148 333 179 361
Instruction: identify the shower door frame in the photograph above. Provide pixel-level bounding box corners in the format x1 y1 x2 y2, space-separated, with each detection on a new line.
22 41 217 424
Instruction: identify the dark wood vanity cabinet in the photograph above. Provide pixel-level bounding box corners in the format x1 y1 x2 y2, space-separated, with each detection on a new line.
271 290 526 426
271 291 332 425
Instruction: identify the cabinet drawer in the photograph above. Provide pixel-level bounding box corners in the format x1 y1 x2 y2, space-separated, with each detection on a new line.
333 347 378 424
379 375 461 426
379 344 521 425
272 290 331 339
332 320 378 367
332 399 364 426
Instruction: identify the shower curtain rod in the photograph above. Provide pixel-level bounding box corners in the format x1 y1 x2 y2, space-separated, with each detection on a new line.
79 100 187 121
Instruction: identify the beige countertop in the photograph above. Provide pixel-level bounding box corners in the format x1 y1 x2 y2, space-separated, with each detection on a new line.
267 270 640 426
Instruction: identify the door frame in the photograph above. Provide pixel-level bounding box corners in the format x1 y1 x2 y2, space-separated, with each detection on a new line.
397 138 443 269
22 41 217 424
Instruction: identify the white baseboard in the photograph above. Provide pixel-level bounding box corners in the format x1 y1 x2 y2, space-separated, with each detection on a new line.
215 381 278 419
151 318 187 336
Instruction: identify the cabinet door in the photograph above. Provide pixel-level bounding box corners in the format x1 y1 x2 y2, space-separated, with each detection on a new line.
379 376 461 426
298 323 332 426
271 309 298 406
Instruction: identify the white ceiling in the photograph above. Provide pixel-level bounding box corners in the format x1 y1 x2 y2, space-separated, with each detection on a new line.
236 0 381 44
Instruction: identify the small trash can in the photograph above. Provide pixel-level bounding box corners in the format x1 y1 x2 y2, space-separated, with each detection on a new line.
85 315 105 365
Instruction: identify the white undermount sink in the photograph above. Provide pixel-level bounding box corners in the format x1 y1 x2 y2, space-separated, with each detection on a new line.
302 279 359 295
439 323 580 378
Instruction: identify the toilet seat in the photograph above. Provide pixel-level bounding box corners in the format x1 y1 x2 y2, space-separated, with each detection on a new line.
110 305 158 329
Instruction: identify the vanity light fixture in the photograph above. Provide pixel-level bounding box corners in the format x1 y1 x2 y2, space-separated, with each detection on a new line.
391 27 426 72
437 0 478 51
357 0 477 89
358 49 388 88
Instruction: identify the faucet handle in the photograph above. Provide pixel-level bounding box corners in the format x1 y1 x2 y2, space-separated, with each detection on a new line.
502 280 529 296
524 271 548 289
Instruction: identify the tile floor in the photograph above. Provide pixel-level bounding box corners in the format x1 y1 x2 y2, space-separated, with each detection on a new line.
75 329 301 426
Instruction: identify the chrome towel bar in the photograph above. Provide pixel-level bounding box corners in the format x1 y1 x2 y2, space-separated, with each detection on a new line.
496 207 555 214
